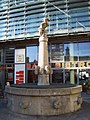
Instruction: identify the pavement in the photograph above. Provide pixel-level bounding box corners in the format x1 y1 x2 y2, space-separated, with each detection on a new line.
0 92 90 120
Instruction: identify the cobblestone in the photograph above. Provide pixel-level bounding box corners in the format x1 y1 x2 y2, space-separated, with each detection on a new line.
0 92 90 120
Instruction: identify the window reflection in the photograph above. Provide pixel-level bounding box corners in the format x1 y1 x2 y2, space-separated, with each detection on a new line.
28 70 38 83
52 70 63 83
64 43 78 61
25 42 90 84
0 50 4 64
26 46 38 63
26 46 38 83
78 42 90 61
51 44 64 62
65 69 77 84
64 42 90 62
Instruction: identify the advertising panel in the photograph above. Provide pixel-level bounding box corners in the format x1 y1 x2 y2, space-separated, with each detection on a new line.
51 44 64 61
14 64 25 84
15 49 25 63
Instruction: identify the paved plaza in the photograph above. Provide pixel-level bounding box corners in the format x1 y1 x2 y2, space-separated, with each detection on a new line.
0 92 90 120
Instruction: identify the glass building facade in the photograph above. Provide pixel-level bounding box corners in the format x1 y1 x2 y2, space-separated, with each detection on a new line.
0 0 90 40
0 0 90 91
26 42 90 84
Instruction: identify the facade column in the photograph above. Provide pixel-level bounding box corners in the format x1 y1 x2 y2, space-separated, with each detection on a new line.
70 43 75 84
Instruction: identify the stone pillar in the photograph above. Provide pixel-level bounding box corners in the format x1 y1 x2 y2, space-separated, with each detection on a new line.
35 18 53 85
38 34 49 85
38 36 48 69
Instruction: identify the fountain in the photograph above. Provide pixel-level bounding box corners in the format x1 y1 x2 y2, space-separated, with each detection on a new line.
5 18 82 115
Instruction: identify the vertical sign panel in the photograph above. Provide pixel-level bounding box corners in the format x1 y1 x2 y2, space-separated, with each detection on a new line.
14 49 25 84
14 64 25 84
15 49 25 63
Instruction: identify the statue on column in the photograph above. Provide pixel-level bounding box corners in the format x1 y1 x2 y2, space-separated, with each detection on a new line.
38 18 49 38
35 18 53 85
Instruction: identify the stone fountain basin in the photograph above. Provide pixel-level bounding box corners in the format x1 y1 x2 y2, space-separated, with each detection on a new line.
5 84 82 116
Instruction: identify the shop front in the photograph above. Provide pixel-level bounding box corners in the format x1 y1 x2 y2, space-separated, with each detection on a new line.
26 42 90 85
0 41 90 92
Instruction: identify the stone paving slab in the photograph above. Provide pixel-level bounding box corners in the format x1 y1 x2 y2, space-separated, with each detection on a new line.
0 92 90 120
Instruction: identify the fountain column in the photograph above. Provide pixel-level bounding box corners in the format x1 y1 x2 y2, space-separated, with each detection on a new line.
35 18 53 85
38 32 49 85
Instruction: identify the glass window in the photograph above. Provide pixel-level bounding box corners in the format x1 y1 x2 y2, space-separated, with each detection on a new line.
78 42 90 61
5 48 14 64
27 70 38 83
51 44 64 62
64 43 78 61
26 46 38 83
65 69 77 84
0 49 4 64
52 70 63 83
5 64 14 84
26 46 38 63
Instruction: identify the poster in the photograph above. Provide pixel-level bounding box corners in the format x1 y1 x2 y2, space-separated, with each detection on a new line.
14 64 25 84
15 49 25 63
51 44 64 61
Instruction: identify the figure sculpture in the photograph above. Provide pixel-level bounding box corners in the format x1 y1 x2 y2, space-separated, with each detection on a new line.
38 18 49 37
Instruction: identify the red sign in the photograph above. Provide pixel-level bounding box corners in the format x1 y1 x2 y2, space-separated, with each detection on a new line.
16 71 24 84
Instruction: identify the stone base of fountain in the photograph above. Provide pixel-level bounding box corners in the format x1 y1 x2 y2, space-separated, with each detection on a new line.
5 84 82 116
